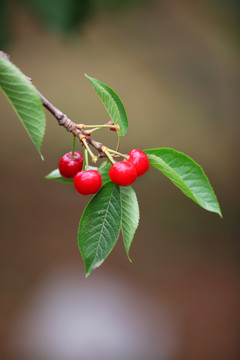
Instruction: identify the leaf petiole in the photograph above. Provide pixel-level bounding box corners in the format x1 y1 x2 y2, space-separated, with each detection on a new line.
116 135 121 152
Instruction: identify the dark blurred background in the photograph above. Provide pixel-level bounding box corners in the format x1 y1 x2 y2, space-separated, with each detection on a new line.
0 1 239 359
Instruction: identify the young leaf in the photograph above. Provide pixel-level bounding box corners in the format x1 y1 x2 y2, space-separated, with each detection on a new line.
45 169 73 184
120 186 139 262
85 74 128 137
144 148 222 217
78 182 121 276
0 54 46 158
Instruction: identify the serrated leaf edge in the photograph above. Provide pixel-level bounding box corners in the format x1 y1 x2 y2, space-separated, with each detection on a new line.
78 183 121 277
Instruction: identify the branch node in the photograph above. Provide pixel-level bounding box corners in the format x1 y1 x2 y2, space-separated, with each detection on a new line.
101 145 108 153
79 134 85 141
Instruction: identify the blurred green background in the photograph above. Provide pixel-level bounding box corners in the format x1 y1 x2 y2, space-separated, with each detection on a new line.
0 1 239 359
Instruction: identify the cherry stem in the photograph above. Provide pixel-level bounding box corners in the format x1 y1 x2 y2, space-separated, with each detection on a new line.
101 147 115 164
78 124 119 130
84 149 89 170
108 148 128 160
85 127 99 135
71 135 76 158
81 136 98 163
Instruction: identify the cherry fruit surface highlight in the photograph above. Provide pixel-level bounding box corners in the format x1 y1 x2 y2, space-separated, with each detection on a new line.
128 149 149 177
109 161 137 186
58 151 84 179
74 170 102 195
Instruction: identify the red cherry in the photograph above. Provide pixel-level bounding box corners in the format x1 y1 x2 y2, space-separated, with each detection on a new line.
128 149 149 177
74 170 102 195
58 152 84 179
109 161 137 186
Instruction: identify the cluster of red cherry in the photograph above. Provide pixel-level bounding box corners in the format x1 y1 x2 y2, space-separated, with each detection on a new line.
58 149 149 195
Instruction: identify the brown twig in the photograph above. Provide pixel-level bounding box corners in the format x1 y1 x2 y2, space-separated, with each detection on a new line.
0 51 123 160
37 89 107 157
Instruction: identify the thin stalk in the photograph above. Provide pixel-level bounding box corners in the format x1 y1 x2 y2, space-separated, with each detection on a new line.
84 149 89 170
78 124 120 130
85 127 99 135
71 136 76 157
108 148 128 160
116 135 121 152
81 136 98 163
101 147 115 164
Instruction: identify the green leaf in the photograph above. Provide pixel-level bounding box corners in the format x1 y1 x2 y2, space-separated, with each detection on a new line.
98 162 111 185
0 54 46 158
144 148 222 217
45 163 111 186
78 182 121 276
89 163 111 185
85 74 128 137
45 169 74 184
120 186 139 262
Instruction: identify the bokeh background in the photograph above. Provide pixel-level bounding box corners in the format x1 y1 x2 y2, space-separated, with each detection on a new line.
0 1 239 359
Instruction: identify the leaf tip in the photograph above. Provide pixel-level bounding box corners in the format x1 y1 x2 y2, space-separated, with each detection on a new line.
85 270 91 278
84 263 91 278
218 209 223 218
84 259 105 278
124 245 133 263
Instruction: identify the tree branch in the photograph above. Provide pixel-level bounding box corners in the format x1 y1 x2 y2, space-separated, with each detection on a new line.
0 51 122 161
37 88 107 157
